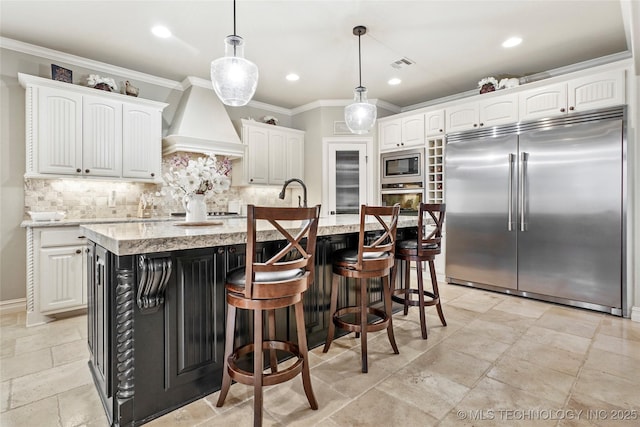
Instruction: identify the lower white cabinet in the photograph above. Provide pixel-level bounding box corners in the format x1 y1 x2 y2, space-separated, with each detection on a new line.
27 226 88 326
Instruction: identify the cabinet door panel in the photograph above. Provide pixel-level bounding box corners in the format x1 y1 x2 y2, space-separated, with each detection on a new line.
287 134 304 180
122 104 161 179
82 96 122 177
38 87 83 174
519 83 567 121
446 104 479 133
425 110 445 136
569 70 625 112
379 120 401 150
246 127 269 184
401 115 425 146
480 94 518 127
39 246 85 312
268 131 288 184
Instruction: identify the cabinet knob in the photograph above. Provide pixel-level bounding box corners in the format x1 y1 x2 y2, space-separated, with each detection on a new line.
250 178 254 182
473 124 478 127
217 247 225 255
228 247 236 254
439 129 443 132
78 235 86 239
479 123 484 127
76 168 81 173
150 173 155 177
85 248 90 253
85 169 90 174
560 108 566 113
75 249 82 254
569 106 575 111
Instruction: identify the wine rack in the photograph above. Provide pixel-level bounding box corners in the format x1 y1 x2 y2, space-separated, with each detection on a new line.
427 137 445 203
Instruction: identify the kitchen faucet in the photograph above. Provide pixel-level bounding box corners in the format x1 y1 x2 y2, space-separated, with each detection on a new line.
278 178 307 208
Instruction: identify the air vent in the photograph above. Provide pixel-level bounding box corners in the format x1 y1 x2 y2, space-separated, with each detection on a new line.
391 57 415 69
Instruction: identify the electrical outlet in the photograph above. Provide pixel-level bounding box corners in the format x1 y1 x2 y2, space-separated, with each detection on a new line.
108 190 116 207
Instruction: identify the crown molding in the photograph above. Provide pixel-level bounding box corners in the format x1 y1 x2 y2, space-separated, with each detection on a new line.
1 37 182 90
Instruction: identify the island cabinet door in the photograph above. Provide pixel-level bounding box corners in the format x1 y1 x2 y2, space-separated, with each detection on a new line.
130 248 227 422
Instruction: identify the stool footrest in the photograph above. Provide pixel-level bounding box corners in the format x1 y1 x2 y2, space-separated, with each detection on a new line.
332 306 389 333
392 289 439 307
227 340 304 387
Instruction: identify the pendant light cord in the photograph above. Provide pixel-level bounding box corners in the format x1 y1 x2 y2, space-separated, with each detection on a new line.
233 0 237 36
358 32 362 88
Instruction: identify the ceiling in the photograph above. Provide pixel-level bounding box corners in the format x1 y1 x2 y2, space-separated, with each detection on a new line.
0 1 631 109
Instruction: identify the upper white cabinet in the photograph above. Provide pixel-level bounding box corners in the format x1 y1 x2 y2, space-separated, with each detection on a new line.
233 120 305 185
379 113 425 151
424 109 445 136
447 93 518 133
519 70 625 121
19 73 167 182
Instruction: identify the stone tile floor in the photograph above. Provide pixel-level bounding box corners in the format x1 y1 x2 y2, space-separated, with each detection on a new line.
1 283 639 426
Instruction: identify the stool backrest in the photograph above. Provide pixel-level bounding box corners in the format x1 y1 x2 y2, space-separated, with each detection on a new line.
246 204 321 299
418 203 446 257
356 204 401 270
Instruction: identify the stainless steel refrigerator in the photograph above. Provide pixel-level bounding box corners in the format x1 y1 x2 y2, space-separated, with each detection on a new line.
445 107 626 316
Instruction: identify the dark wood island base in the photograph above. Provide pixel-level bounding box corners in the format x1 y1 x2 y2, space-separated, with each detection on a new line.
82 217 416 426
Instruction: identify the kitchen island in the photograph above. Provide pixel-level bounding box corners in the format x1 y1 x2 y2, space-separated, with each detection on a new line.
81 215 417 427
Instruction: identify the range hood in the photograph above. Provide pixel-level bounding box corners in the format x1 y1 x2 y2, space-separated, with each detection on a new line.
163 76 245 158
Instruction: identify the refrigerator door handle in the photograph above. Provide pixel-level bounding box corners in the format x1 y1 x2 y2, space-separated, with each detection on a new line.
519 151 529 231
508 153 515 231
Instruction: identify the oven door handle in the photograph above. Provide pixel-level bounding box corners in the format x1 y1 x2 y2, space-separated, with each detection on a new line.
381 189 424 195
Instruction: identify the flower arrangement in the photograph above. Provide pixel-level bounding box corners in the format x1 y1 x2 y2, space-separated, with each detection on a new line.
163 154 231 201
478 77 499 94
87 74 118 92
478 76 520 94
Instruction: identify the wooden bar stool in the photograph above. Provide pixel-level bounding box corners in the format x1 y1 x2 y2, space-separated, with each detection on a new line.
392 203 446 339
323 204 400 373
216 205 321 427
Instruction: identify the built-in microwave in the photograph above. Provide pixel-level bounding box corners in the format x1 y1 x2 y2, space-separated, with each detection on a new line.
381 148 424 185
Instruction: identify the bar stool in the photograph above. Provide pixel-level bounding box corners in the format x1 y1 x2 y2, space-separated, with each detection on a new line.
216 205 321 427
323 204 401 373
392 203 446 339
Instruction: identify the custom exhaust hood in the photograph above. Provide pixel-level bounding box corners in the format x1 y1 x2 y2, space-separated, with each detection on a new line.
163 77 245 158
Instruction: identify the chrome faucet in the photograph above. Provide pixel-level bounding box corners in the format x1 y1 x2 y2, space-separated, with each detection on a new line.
279 178 307 208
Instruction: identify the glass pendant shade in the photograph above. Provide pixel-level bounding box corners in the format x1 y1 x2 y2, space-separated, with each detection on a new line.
345 86 377 134
211 35 259 107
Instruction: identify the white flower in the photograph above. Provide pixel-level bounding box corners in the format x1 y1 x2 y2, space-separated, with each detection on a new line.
478 77 499 88
163 154 231 200
87 74 118 91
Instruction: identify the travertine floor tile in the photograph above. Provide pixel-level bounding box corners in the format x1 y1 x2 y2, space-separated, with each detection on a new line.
583 348 640 382
462 317 524 345
58 384 107 427
504 337 586 376
534 306 602 339
329 387 438 426
598 316 640 342
562 392 640 427
376 359 471 420
0 395 60 427
408 346 492 388
145 398 216 426
196 400 279 426
446 290 506 314
519 325 592 356
0 347 52 381
1 381 9 412
52 338 89 366
573 367 640 409
10 359 92 409
492 296 551 319
592 333 640 360
439 328 511 363
487 355 575 405
14 327 82 355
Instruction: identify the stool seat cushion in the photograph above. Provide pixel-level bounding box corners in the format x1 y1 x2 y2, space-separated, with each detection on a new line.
226 266 305 288
333 248 391 264
397 240 439 251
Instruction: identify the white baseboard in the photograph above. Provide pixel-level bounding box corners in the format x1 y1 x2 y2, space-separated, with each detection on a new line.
631 306 640 323
0 298 26 315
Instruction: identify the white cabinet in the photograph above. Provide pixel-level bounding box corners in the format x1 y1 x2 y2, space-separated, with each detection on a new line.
122 103 162 179
19 73 167 182
82 95 122 177
27 226 89 326
379 113 425 151
234 120 305 185
519 70 625 121
446 93 518 133
425 109 445 136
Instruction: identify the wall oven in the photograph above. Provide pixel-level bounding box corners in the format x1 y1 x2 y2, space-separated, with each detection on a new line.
381 148 425 215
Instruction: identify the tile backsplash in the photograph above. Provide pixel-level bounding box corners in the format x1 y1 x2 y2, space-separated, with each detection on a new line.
24 179 292 219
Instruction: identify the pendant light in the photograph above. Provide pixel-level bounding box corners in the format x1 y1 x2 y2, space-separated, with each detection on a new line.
344 26 377 134
210 0 258 106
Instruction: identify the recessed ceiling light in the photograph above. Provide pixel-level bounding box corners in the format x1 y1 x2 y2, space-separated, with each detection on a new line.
388 78 402 86
502 37 522 48
286 73 300 82
151 25 172 39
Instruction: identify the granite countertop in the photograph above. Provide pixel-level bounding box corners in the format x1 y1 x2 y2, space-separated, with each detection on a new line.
80 215 419 256
20 216 177 228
